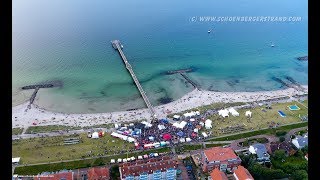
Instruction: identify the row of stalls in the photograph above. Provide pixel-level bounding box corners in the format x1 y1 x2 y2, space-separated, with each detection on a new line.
173 111 200 120
218 108 252 118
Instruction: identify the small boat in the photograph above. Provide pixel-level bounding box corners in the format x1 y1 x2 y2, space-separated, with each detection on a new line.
121 44 124 48
208 30 211 33
270 43 275 47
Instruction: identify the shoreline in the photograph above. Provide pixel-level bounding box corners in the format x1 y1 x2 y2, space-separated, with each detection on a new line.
12 85 308 129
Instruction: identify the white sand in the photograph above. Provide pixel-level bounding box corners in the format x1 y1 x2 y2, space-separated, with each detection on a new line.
12 86 307 129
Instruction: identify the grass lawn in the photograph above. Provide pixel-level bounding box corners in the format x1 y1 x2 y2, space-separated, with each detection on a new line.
14 147 171 175
25 125 83 134
12 128 24 135
12 133 134 164
207 122 308 141
207 101 308 136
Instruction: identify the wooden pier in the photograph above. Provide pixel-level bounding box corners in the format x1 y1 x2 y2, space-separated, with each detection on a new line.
111 40 156 118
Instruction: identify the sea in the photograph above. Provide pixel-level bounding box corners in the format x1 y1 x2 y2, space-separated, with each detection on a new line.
12 0 308 113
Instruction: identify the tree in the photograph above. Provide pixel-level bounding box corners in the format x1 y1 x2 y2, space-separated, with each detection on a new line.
291 170 308 180
110 165 120 180
273 149 286 160
279 136 285 142
301 145 308 154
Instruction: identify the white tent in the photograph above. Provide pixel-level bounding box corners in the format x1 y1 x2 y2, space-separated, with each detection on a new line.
92 132 99 139
218 109 229 118
115 124 119 129
194 128 199 133
158 124 166 130
12 157 20 164
127 137 136 143
110 159 115 163
195 111 200 115
131 156 136 161
173 115 180 119
186 138 191 142
202 132 208 138
173 122 180 128
228 108 239 117
149 136 155 141
190 118 195 122
179 138 186 142
183 111 196 118
245 111 252 117
117 158 122 163
205 119 212 124
141 121 152 128
205 124 212 129
138 156 143 160
154 153 159 157
122 159 127 163
179 121 187 129
199 122 204 126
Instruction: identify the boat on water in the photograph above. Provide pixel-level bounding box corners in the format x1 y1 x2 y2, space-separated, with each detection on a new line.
270 43 275 47
121 44 124 48
208 30 211 33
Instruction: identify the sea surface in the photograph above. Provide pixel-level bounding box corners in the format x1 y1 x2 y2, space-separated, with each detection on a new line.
12 0 308 113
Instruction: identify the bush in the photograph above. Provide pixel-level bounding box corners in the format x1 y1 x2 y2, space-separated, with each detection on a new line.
279 136 285 142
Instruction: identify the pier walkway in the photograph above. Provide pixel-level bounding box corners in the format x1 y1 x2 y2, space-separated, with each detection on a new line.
111 40 156 119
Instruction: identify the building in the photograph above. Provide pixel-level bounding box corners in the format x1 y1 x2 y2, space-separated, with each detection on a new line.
249 143 270 164
119 156 177 180
88 167 110 180
208 168 228 180
12 157 20 165
201 147 241 173
292 133 308 149
33 171 74 180
233 165 254 180
268 141 296 156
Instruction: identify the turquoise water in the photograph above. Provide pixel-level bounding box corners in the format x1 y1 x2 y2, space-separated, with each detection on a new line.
12 0 308 113
289 105 300 110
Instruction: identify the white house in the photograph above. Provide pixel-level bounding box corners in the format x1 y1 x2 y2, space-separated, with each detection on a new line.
292 133 308 149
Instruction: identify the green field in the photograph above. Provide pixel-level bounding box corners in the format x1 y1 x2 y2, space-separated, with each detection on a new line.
25 125 83 134
12 133 134 164
12 128 24 135
204 101 308 136
14 147 171 175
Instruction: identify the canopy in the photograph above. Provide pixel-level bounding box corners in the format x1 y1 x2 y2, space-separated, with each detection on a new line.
177 131 184 137
163 133 172 140
12 157 20 164
160 119 169 124
158 124 166 130
186 138 191 142
245 111 252 117
173 115 180 119
190 118 195 122
205 119 212 124
193 128 199 133
202 132 208 138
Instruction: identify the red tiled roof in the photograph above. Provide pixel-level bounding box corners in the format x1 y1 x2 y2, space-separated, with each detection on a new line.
204 147 238 162
210 168 228 180
119 156 177 178
33 172 73 180
88 167 110 180
233 166 254 180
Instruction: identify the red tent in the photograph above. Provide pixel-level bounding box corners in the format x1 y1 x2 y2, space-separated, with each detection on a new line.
191 132 197 137
163 134 172 140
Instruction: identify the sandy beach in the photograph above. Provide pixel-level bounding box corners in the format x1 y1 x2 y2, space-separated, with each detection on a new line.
12 86 307 129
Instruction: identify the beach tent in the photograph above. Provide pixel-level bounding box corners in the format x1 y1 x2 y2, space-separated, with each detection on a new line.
92 132 99 139
138 156 143 160
245 111 252 117
218 109 229 118
194 128 199 133
190 118 195 122
163 133 172 140
179 138 186 143
117 158 122 163
186 138 192 142
110 159 115 163
228 108 239 117
177 131 184 137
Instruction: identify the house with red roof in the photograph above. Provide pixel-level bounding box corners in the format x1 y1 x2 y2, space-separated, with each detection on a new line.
87 167 110 180
201 147 241 173
233 165 254 180
33 171 74 180
208 168 228 180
